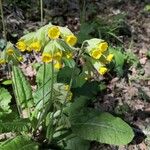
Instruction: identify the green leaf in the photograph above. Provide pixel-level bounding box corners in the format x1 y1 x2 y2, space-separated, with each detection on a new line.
0 135 38 150
77 23 95 44
55 39 74 52
70 109 134 145
65 136 90 150
62 58 75 68
33 64 53 111
0 117 31 133
68 96 89 116
72 81 99 98
1 80 12 85
109 47 126 76
0 87 12 117
36 63 53 87
12 66 34 109
57 67 80 84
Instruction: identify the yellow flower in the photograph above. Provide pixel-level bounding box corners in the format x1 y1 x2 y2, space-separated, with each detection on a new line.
67 92 73 101
90 48 102 59
85 77 88 80
48 26 60 39
65 85 70 91
106 54 114 62
29 41 41 52
98 66 108 75
98 42 108 53
53 51 62 60
65 34 77 46
42 53 52 63
17 56 24 62
16 41 26 52
0 59 6 65
65 52 73 59
6 48 14 55
54 61 62 70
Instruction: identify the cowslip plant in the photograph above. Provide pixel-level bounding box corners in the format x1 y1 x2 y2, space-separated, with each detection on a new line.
0 23 134 149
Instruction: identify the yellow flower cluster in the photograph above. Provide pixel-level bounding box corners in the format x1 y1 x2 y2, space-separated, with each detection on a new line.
0 42 24 66
42 49 63 70
14 24 77 70
90 42 108 59
0 59 6 65
86 39 114 76
47 26 77 46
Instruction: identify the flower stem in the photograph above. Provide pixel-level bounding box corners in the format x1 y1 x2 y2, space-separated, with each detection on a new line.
40 0 43 25
0 0 7 41
46 61 54 143
55 48 83 129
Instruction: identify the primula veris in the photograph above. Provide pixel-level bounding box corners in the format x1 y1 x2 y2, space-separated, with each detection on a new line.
65 34 77 46
42 53 52 63
90 48 102 59
67 91 73 101
54 61 62 70
98 42 108 53
16 41 26 52
0 59 6 65
64 52 73 59
48 26 60 39
17 56 24 62
98 66 108 75
7 48 14 55
106 54 114 62
53 51 62 60
65 85 70 91
29 41 41 52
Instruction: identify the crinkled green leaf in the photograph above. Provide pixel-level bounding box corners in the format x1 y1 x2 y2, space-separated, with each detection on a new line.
65 136 90 150
70 109 134 145
0 88 12 117
12 66 34 109
0 135 38 150
0 117 31 133
109 47 126 76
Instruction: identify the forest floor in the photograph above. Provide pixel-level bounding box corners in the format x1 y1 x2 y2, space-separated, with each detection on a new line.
0 0 150 149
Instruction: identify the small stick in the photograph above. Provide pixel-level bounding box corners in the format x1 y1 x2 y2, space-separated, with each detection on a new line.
0 0 7 41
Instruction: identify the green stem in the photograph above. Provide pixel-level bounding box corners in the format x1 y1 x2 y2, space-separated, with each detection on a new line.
11 66 23 118
80 0 86 24
36 63 47 129
55 48 83 129
0 0 7 41
40 0 43 25
46 61 54 142
42 63 46 113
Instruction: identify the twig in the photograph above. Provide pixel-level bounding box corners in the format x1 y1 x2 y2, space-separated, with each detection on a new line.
40 0 43 25
0 0 7 41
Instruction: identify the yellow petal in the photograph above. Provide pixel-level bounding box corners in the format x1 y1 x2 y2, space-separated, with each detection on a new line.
42 53 52 63
48 26 60 39
29 41 41 52
16 41 26 52
106 54 114 62
53 51 62 60
98 66 108 75
7 48 14 55
98 42 108 53
0 59 6 65
90 49 102 59
54 61 62 70
65 34 77 46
